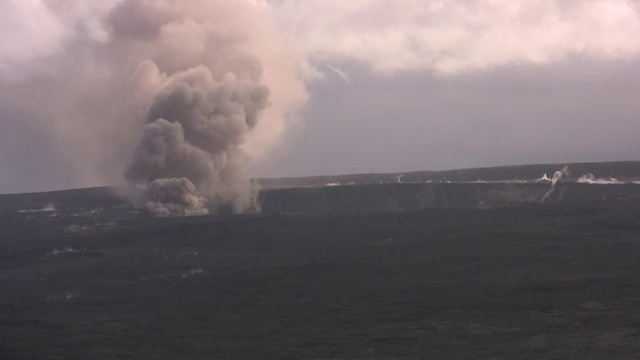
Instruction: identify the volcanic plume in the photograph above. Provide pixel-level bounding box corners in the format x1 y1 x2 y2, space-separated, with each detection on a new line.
109 0 293 216
124 63 270 216
0 0 307 216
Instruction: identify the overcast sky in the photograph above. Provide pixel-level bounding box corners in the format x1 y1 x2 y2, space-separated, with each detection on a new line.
254 57 640 177
256 0 640 177
1 0 639 193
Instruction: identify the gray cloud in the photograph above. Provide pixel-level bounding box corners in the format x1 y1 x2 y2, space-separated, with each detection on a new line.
0 0 307 216
125 66 270 214
143 178 208 218
108 0 282 215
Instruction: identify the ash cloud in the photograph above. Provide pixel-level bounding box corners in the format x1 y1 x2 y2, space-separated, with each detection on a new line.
143 178 207 218
113 0 287 216
2 0 639 201
125 67 269 215
0 0 307 213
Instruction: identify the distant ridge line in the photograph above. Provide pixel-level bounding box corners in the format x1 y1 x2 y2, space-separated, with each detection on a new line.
1 161 640 196
256 161 640 190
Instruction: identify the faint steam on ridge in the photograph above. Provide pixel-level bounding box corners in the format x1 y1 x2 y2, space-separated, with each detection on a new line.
541 166 569 202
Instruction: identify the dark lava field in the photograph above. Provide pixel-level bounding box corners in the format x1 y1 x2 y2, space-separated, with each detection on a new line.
2 162 640 359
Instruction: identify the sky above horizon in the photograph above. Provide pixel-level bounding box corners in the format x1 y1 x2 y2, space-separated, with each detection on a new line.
1 0 639 193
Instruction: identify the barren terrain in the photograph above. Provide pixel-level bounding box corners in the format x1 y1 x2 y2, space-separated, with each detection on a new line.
2 163 640 359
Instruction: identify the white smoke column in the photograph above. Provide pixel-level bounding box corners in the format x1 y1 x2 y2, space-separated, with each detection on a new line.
550 167 568 187
541 166 569 202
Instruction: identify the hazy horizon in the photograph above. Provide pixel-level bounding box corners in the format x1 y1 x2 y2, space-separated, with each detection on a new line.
2 0 639 199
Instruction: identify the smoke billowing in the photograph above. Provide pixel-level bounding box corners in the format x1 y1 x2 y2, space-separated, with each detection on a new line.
124 61 269 215
112 0 308 216
2 0 640 211
0 0 307 215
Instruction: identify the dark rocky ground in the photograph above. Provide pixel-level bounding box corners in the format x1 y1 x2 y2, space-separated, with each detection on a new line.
2 163 640 359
